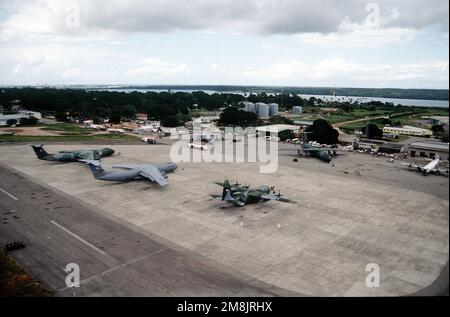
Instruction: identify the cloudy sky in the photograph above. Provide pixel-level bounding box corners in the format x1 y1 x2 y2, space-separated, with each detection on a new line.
0 0 448 88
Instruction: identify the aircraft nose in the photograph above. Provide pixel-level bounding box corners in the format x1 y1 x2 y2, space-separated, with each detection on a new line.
103 148 115 156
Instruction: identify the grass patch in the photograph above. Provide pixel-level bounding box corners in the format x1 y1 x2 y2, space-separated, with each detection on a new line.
0 134 140 143
40 123 94 136
0 250 53 297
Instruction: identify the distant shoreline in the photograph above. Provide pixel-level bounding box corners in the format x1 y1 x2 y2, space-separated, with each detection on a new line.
1 85 449 102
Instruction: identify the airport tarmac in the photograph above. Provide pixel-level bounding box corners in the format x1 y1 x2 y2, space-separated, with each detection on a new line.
0 142 448 296
0 164 295 296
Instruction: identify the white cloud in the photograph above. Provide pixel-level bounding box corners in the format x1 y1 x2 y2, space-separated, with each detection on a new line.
0 0 447 88
13 55 47 75
295 23 419 48
1 0 448 37
212 58 450 87
126 58 190 77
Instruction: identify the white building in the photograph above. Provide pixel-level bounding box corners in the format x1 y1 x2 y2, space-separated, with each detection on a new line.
0 110 42 126
256 124 301 135
428 116 449 126
383 125 433 137
408 141 449 160
18 110 42 120
107 128 126 134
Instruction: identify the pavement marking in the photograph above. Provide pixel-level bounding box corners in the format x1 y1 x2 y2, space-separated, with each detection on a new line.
0 187 19 201
57 248 167 293
50 220 114 260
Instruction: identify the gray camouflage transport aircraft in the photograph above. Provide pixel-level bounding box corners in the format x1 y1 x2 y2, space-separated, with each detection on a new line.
83 160 178 187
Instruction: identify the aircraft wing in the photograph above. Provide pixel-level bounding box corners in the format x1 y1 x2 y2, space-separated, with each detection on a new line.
261 194 296 204
400 162 420 168
112 164 141 170
305 147 344 152
77 151 101 161
300 148 323 152
137 165 169 187
435 168 449 175
232 200 246 207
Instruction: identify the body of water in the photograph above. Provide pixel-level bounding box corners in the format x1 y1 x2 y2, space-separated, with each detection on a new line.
89 88 449 108
298 94 449 108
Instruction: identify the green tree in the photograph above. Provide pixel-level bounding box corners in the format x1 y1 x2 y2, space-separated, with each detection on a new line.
109 114 122 124
27 117 39 125
278 129 294 141
55 111 69 122
218 107 258 127
122 105 137 119
93 117 103 124
305 119 339 145
269 116 293 125
431 125 444 134
6 119 17 126
161 116 181 127
19 117 30 125
361 124 383 139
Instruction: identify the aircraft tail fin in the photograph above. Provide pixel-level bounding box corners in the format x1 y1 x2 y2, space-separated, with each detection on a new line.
31 145 48 159
82 160 106 179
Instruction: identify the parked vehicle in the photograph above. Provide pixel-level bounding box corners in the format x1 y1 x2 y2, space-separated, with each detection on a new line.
4 241 26 252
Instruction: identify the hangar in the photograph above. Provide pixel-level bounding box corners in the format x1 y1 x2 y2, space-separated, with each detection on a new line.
408 141 449 160
378 143 405 154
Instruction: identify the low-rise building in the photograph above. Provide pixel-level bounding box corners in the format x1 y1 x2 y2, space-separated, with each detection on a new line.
293 120 314 128
18 110 42 120
426 116 449 126
0 110 42 126
408 141 449 160
256 124 301 137
338 134 357 146
136 113 148 121
320 108 338 113
356 138 386 151
107 128 126 134
383 125 433 137
378 143 405 154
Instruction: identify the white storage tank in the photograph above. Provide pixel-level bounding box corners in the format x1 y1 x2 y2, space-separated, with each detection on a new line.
293 106 303 115
257 103 269 117
268 103 279 116
243 102 255 113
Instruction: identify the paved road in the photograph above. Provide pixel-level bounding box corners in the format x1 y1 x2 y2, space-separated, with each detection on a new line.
332 115 388 128
0 164 297 297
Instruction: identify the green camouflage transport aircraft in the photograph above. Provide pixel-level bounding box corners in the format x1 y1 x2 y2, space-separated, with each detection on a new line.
31 145 115 162
211 180 296 207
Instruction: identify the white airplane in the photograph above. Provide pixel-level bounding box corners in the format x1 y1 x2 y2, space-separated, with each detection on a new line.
401 156 449 176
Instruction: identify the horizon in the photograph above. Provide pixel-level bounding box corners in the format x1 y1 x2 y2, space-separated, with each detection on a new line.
1 84 449 92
